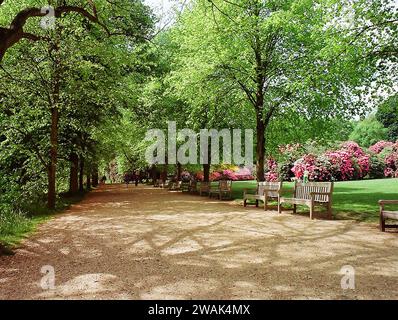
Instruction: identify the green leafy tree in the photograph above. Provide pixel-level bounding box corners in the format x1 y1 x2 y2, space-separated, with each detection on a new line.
349 115 388 147
168 0 375 181
376 95 398 141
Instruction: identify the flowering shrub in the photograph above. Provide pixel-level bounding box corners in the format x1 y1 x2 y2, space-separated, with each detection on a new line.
210 171 222 181
265 158 279 181
233 167 255 180
290 142 370 181
369 141 394 154
384 149 398 178
370 140 398 178
291 154 333 181
195 171 204 181
193 140 397 183
194 167 254 181
181 171 191 182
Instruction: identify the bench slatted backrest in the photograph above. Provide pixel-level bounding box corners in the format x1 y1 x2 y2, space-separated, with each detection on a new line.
294 182 333 202
219 180 232 191
258 181 282 198
200 181 210 190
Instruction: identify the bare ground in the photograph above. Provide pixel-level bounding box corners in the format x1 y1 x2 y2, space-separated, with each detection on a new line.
1 183 397 300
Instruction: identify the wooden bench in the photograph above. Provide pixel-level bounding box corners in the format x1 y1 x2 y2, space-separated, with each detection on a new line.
209 180 232 200
243 181 283 210
154 179 161 187
181 181 190 193
168 181 181 191
189 180 198 193
199 181 210 196
379 200 398 232
278 181 334 219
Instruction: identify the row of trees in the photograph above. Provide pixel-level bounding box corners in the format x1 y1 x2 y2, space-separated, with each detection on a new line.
0 0 397 214
0 0 155 211
126 0 397 181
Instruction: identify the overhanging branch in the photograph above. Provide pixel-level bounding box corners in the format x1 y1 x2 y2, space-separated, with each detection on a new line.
0 1 111 63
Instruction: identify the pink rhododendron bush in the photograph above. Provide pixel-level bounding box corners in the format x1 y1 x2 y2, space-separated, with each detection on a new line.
290 142 370 181
192 140 397 182
195 167 255 181
369 140 398 178
265 159 279 182
265 140 398 182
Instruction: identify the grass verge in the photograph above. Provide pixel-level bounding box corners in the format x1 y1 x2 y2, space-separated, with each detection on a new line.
230 178 398 223
0 191 87 249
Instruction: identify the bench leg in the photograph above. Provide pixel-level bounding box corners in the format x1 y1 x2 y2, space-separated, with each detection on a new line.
264 196 268 211
380 212 385 232
310 202 314 220
255 200 259 207
293 204 297 214
244 198 247 207
278 199 282 214
327 203 333 220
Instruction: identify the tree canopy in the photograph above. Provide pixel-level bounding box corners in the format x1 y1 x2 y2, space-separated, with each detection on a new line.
0 0 397 214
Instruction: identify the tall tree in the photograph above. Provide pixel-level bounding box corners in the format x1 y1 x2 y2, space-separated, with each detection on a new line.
170 0 374 180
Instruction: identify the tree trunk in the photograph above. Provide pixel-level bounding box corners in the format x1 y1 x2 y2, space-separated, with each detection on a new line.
92 168 99 187
256 116 266 182
79 157 84 192
47 31 61 209
203 164 210 182
162 165 167 183
177 162 182 180
162 156 168 183
47 106 59 209
69 152 79 194
203 146 211 182
151 164 157 185
86 173 91 190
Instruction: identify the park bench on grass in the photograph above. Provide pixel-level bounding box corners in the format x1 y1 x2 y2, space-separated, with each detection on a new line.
278 181 334 219
243 181 283 210
160 179 170 188
209 180 233 200
181 181 190 193
199 181 210 196
189 180 198 193
379 200 398 232
168 181 181 191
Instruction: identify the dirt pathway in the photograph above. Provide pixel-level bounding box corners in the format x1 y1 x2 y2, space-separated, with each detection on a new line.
1 184 397 299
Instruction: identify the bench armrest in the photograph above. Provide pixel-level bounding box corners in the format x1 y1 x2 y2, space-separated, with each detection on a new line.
243 188 256 195
379 200 398 209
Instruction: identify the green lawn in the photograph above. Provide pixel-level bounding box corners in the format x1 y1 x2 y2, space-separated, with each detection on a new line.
230 178 398 222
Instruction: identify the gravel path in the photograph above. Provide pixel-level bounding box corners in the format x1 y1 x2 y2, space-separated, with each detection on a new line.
1 183 397 300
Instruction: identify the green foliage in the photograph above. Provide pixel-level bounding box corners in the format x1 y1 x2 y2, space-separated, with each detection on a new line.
349 115 388 147
368 154 386 179
376 95 398 141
